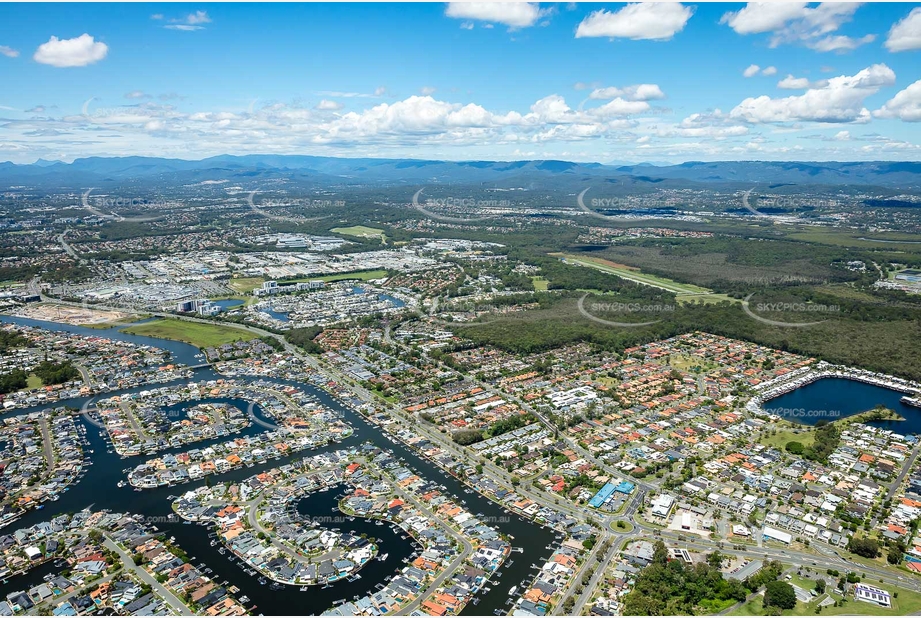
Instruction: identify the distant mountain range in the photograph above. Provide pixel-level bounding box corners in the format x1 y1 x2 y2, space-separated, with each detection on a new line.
2 155 920 190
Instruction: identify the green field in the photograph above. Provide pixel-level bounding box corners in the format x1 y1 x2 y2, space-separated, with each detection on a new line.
26 374 43 389
122 319 257 349
758 427 817 450
729 583 921 616
531 276 549 291
331 226 388 244
288 269 389 284
553 253 714 297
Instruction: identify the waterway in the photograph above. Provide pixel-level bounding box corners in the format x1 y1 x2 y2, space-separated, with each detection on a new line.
763 377 921 433
212 299 245 311
0 317 556 615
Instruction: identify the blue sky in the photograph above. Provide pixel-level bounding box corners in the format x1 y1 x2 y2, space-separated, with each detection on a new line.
1 2 921 164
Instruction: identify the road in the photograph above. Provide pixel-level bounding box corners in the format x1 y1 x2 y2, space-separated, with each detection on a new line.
75 363 96 388
571 539 619 616
103 537 192 614
38 418 55 472
119 400 151 442
888 441 921 501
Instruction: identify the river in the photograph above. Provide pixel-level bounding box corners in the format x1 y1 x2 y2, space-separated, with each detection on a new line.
0 317 556 615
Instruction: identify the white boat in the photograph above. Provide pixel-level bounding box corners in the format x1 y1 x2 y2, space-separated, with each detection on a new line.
508 586 518 596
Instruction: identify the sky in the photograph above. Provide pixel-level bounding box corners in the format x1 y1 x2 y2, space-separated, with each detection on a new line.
1 2 921 164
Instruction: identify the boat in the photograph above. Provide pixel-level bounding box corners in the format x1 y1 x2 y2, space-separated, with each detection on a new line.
378 553 388 561
299 587 308 592
508 586 518 596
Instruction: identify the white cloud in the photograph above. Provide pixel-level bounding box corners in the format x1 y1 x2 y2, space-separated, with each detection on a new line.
125 90 151 99
165 10 211 31
834 130 850 140
0 45 19 58
315 99 343 111
762 66 777 76
575 3 694 41
420 86 437 96
589 84 665 101
316 89 385 99
721 2 872 52
810 34 875 53
885 7 921 52
874 79 921 122
592 98 651 117
731 63 896 124
743 64 761 78
150 14 163 20
33 34 108 68
721 3 812 35
445 3 547 29
777 75 829 90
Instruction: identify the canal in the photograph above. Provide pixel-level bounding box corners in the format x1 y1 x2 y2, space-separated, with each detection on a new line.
0 318 557 615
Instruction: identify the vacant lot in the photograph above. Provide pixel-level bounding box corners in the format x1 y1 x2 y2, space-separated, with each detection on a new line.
228 277 265 293
122 319 256 349
287 269 389 284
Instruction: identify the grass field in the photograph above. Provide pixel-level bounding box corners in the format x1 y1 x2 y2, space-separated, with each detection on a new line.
288 269 389 284
758 428 817 450
331 226 388 244
26 374 43 389
552 253 714 296
122 319 257 349
228 277 265 293
531 276 549 291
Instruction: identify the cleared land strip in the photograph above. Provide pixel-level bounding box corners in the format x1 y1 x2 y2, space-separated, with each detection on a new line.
553 253 712 296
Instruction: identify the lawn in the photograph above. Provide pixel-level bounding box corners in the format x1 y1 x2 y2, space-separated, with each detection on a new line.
26 374 43 389
331 226 388 244
228 277 265 293
729 579 921 616
551 253 714 296
122 319 257 349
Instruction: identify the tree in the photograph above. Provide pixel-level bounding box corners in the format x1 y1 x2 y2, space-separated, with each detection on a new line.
814 579 826 594
847 537 880 559
764 581 797 610
887 543 904 565
785 441 805 455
